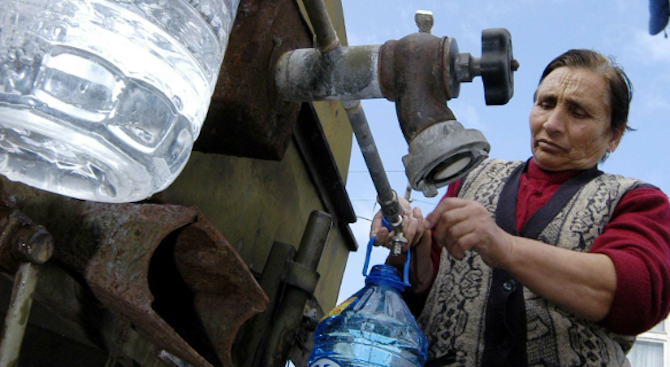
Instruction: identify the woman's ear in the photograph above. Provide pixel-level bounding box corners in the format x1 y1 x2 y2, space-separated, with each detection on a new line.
608 127 625 153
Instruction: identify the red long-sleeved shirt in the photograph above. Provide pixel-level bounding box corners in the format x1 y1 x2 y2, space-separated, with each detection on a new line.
426 159 670 335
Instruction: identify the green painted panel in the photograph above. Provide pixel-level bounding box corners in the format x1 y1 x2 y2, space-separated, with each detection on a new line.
161 140 350 311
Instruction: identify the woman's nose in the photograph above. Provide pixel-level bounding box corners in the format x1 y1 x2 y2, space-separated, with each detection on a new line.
543 108 566 134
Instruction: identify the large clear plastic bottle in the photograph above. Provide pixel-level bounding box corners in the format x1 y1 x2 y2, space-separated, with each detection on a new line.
0 0 239 202
308 264 428 367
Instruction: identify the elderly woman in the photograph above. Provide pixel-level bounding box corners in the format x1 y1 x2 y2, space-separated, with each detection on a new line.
372 49 670 367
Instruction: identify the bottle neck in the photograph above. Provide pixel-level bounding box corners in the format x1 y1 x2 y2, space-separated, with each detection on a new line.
366 265 406 291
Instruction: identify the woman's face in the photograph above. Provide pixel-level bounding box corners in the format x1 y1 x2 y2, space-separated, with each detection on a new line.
529 67 623 171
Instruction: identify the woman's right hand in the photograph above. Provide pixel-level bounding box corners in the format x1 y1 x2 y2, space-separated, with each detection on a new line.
369 199 436 292
370 198 426 253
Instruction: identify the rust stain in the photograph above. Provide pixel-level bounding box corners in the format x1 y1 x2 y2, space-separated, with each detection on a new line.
194 0 313 160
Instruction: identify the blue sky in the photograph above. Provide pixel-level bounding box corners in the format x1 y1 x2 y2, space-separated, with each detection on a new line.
338 0 670 303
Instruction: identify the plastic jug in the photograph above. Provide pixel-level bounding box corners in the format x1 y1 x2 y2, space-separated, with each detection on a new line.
308 264 428 367
0 0 239 202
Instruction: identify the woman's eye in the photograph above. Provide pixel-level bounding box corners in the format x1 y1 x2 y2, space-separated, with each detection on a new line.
538 100 554 109
571 107 589 118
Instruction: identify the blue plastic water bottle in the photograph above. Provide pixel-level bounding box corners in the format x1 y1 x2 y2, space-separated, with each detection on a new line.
307 264 428 367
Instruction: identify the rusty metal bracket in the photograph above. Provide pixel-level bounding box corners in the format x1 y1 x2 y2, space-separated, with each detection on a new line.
0 176 268 367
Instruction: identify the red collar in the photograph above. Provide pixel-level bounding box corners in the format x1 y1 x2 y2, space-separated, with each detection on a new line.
526 158 584 184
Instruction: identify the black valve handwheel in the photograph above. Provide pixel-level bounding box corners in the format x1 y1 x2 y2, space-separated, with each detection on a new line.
481 28 517 105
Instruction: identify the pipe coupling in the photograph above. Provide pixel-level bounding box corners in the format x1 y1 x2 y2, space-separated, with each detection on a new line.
402 120 489 197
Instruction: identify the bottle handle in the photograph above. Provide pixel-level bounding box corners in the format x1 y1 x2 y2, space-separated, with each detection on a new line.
363 217 412 287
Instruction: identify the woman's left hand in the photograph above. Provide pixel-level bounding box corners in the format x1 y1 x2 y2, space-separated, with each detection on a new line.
424 197 515 268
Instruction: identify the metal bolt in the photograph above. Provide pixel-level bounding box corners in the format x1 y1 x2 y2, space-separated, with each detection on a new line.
455 53 481 83
390 235 408 256
12 226 54 265
415 10 434 33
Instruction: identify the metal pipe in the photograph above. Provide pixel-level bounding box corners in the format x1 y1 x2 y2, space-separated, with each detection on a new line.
301 0 340 52
275 45 383 102
294 211 334 269
379 34 457 142
0 204 54 367
342 101 394 204
263 211 332 367
297 0 406 256
0 263 39 367
276 8 517 202
343 100 405 255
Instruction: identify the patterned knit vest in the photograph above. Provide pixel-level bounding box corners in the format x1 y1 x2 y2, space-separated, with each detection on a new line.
418 159 642 367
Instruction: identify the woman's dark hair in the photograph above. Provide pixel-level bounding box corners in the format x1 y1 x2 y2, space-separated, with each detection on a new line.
539 49 634 134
